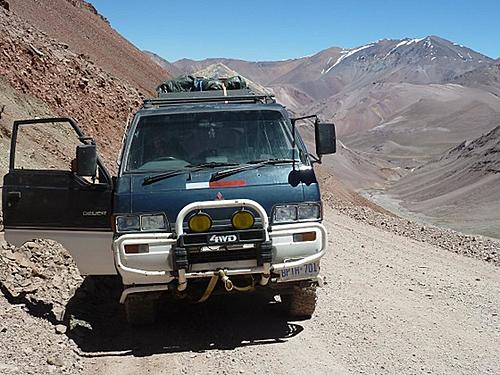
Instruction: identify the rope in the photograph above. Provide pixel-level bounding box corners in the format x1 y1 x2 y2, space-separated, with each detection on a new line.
196 270 255 303
197 274 219 303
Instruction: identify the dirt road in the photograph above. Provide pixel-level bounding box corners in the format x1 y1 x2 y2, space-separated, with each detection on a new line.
85 207 500 374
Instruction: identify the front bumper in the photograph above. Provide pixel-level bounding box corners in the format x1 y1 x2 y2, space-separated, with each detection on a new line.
113 199 327 288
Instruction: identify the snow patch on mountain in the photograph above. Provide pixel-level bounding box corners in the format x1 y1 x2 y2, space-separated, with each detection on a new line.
384 37 426 59
323 44 374 74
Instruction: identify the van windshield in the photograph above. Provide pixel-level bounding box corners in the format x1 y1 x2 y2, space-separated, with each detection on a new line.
125 110 303 172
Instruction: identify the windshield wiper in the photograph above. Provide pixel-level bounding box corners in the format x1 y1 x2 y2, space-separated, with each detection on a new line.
143 162 239 185
210 158 296 181
143 169 193 185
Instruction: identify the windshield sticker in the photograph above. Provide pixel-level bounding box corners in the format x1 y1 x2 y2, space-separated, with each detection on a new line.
186 180 246 190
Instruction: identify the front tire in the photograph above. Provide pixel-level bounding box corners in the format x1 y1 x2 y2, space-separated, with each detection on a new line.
124 294 158 326
281 285 317 319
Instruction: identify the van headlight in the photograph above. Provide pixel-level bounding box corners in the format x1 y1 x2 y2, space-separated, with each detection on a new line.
141 214 168 232
272 203 321 224
115 213 168 233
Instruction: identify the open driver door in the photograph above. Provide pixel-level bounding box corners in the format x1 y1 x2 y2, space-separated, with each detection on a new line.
2 117 116 275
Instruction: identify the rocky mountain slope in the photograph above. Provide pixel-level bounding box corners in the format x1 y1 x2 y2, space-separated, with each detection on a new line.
143 51 182 79
9 0 171 93
0 3 166 170
340 82 500 163
388 126 500 237
448 61 500 95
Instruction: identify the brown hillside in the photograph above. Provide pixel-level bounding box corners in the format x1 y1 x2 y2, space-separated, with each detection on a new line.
0 6 143 168
389 126 500 237
9 0 171 93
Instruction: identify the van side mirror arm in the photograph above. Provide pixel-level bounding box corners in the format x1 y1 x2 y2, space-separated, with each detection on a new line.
308 152 322 165
290 115 319 167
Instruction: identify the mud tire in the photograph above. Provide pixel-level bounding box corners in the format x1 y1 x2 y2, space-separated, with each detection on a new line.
124 294 158 326
281 285 317 319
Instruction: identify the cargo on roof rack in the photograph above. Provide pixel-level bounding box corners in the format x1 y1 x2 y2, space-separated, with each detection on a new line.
143 89 275 108
156 75 249 95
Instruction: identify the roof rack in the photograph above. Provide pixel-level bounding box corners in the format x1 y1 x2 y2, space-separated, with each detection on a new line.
142 89 275 108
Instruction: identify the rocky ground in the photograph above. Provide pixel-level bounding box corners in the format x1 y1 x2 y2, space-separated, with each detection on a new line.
0 199 499 374
324 191 499 266
0 238 83 374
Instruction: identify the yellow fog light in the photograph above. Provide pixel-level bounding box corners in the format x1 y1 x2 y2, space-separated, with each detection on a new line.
188 212 212 232
231 210 255 230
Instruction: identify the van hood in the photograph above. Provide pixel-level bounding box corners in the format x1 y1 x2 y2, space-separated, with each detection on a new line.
114 165 320 223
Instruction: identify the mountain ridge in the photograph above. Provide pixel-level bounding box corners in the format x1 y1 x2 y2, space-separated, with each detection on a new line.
146 35 500 238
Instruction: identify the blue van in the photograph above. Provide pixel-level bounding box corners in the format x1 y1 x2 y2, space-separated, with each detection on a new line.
2 89 336 324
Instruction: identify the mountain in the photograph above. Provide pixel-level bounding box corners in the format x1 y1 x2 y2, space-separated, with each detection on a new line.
163 36 500 237
173 36 493 98
8 0 171 93
448 62 500 95
271 36 492 97
388 126 500 237
191 63 270 95
170 36 500 166
173 57 306 86
144 51 182 78
340 82 500 161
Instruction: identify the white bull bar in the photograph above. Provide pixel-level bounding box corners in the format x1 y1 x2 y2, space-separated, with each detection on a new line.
175 199 270 239
175 199 271 291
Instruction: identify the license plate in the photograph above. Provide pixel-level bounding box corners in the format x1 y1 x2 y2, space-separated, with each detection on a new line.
278 261 320 282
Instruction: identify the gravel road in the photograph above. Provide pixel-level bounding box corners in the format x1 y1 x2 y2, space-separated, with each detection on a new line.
84 207 500 374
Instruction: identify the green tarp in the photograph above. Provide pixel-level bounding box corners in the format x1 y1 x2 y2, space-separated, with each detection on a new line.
156 75 248 94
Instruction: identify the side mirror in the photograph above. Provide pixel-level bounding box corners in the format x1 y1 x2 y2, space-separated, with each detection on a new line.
76 143 97 177
315 121 336 158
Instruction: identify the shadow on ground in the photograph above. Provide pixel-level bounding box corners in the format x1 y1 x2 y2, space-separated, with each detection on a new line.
64 276 303 357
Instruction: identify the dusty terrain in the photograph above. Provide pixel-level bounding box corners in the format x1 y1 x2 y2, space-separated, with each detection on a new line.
1 203 499 374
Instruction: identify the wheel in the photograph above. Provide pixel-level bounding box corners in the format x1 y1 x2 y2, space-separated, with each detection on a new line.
124 294 158 326
281 285 317 319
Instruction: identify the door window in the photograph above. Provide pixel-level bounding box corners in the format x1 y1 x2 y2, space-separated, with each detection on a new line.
13 121 81 171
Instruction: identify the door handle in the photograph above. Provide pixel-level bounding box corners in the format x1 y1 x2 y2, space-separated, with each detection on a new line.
8 191 21 201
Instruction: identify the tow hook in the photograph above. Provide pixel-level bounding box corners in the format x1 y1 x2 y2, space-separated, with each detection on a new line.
219 269 234 291
197 269 256 303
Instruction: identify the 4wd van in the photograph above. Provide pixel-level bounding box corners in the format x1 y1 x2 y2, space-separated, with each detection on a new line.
2 89 336 324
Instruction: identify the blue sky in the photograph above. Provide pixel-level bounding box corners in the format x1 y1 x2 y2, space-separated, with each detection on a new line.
91 0 500 62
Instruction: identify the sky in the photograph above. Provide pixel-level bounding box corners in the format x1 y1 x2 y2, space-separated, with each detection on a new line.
91 0 500 62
